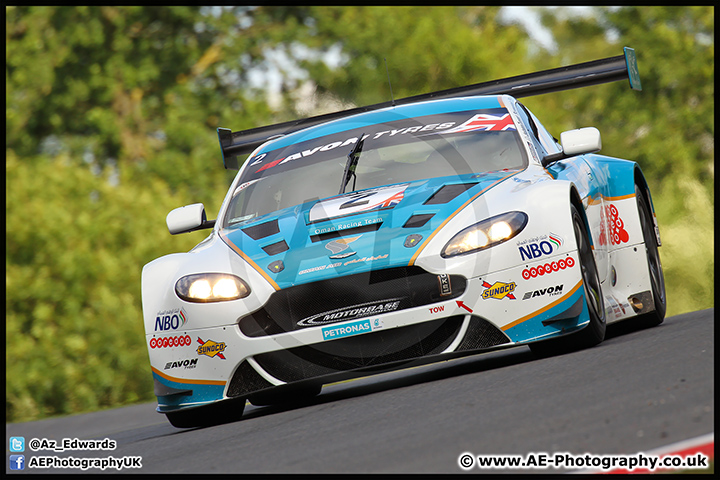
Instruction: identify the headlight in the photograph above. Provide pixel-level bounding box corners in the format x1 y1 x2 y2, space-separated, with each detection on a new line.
175 273 250 303
441 211 528 258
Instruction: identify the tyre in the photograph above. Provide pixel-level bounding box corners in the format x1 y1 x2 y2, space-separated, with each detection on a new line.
530 203 605 356
634 184 666 327
166 398 245 428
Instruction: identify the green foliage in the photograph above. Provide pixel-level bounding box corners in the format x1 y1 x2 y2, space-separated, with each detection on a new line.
6 151 211 421
5 6 713 422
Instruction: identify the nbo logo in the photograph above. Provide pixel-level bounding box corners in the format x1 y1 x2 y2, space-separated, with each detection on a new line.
154 309 188 332
518 233 563 261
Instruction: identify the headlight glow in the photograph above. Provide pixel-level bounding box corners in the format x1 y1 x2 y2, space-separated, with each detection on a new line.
175 273 250 303
188 279 212 299
441 211 528 258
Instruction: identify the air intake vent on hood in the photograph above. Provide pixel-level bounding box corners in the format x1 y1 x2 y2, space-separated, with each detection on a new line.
423 183 478 205
403 214 434 228
261 240 289 256
242 219 280 240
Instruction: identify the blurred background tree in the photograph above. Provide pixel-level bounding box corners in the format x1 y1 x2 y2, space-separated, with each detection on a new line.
6 6 713 422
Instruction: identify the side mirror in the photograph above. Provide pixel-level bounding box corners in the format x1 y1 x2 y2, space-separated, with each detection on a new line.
560 127 602 156
541 127 602 167
166 203 215 235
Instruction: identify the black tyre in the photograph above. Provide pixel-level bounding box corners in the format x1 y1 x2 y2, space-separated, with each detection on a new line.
634 184 666 327
530 203 605 356
248 383 322 407
166 398 245 428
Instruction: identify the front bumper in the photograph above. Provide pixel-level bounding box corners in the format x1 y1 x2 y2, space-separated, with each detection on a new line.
149 252 587 413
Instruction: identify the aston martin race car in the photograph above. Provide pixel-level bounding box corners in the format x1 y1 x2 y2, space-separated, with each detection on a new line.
142 47 666 428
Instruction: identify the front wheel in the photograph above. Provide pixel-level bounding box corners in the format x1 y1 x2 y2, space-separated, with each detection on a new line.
530 203 605 356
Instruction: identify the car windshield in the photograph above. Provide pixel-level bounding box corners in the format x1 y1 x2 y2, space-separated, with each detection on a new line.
223 108 527 227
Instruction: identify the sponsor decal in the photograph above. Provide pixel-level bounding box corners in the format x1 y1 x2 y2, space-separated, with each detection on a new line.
481 280 517 300
164 358 199 370
309 184 409 223
517 233 564 261
341 253 388 266
196 337 226 359
437 273 452 296
299 261 343 276
297 299 403 327
522 284 564 300
154 308 188 332
248 122 458 175
298 254 389 276
522 256 575 280
599 204 629 245
321 318 384 341
326 235 361 259
439 113 516 133
312 217 382 236
150 335 192 349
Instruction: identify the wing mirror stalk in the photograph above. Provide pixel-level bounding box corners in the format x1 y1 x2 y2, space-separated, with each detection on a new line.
541 127 602 168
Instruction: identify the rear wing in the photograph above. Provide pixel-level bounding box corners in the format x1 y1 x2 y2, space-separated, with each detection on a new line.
218 47 641 169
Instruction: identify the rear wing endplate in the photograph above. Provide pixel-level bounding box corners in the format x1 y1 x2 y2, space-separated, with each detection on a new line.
219 47 641 169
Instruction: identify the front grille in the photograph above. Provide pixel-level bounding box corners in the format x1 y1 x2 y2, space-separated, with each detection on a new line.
239 266 466 337
254 316 464 382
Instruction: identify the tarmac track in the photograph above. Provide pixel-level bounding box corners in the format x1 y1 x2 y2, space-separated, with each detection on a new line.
6 308 714 474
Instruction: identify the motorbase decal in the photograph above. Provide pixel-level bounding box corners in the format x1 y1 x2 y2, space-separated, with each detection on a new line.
297 299 403 327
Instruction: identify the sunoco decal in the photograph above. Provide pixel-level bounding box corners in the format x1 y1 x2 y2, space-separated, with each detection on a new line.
321 318 384 341
297 299 403 327
196 338 226 359
481 281 517 300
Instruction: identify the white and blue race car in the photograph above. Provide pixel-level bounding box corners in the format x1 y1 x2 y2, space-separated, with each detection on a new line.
142 48 666 428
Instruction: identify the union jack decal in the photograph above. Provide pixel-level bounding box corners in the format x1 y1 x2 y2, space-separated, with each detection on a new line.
442 113 516 134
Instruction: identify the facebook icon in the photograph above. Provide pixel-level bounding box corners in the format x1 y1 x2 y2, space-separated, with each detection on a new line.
9 454 25 470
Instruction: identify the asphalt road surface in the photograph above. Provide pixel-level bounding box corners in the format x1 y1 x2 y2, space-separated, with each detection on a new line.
6 308 714 474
